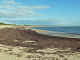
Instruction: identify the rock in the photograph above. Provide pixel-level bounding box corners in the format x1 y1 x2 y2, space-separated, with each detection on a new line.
59 54 64 57
63 58 68 60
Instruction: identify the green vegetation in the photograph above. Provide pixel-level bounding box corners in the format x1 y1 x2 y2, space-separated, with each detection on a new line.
0 22 6 25
0 22 33 26
0 22 17 25
0 22 80 27
0 22 11 25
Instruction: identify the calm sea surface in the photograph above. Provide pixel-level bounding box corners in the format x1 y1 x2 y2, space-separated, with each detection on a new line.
31 27 80 34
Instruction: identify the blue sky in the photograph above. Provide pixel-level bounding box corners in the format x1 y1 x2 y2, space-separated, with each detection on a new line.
0 0 80 26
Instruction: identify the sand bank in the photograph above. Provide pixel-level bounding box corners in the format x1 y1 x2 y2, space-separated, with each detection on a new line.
0 25 12 28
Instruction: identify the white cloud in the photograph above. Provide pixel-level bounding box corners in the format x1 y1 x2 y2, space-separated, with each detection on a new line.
18 5 50 10
1 18 80 26
59 23 66 24
0 0 50 18
3 0 18 5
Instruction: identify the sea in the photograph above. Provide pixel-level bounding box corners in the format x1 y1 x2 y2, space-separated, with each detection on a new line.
31 27 80 38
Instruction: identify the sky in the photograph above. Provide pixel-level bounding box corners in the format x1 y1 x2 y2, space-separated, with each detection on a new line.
0 0 80 26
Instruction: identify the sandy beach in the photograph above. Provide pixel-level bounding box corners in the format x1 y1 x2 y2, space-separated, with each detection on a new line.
0 25 80 60
30 26 80 39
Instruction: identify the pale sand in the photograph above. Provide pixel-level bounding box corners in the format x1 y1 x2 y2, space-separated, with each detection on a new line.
0 25 12 28
0 44 80 60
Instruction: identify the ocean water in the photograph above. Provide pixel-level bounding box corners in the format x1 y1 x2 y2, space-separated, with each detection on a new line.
31 27 80 38
31 27 80 34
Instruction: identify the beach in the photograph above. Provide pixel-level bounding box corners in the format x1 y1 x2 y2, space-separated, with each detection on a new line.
0 25 80 60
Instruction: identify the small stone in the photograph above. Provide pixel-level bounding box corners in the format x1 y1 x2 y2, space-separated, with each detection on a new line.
59 54 64 57
27 55 32 58
63 58 68 60
56 58 59 60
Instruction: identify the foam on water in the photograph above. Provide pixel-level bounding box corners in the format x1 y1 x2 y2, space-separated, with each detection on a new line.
31 27 80 38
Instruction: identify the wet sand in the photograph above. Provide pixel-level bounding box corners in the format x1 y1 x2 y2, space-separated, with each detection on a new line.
30 27 80 39
0 25 80 60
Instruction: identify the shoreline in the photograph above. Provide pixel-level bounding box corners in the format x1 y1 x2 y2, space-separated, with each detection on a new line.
29 26 80 39
0 25 80 39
